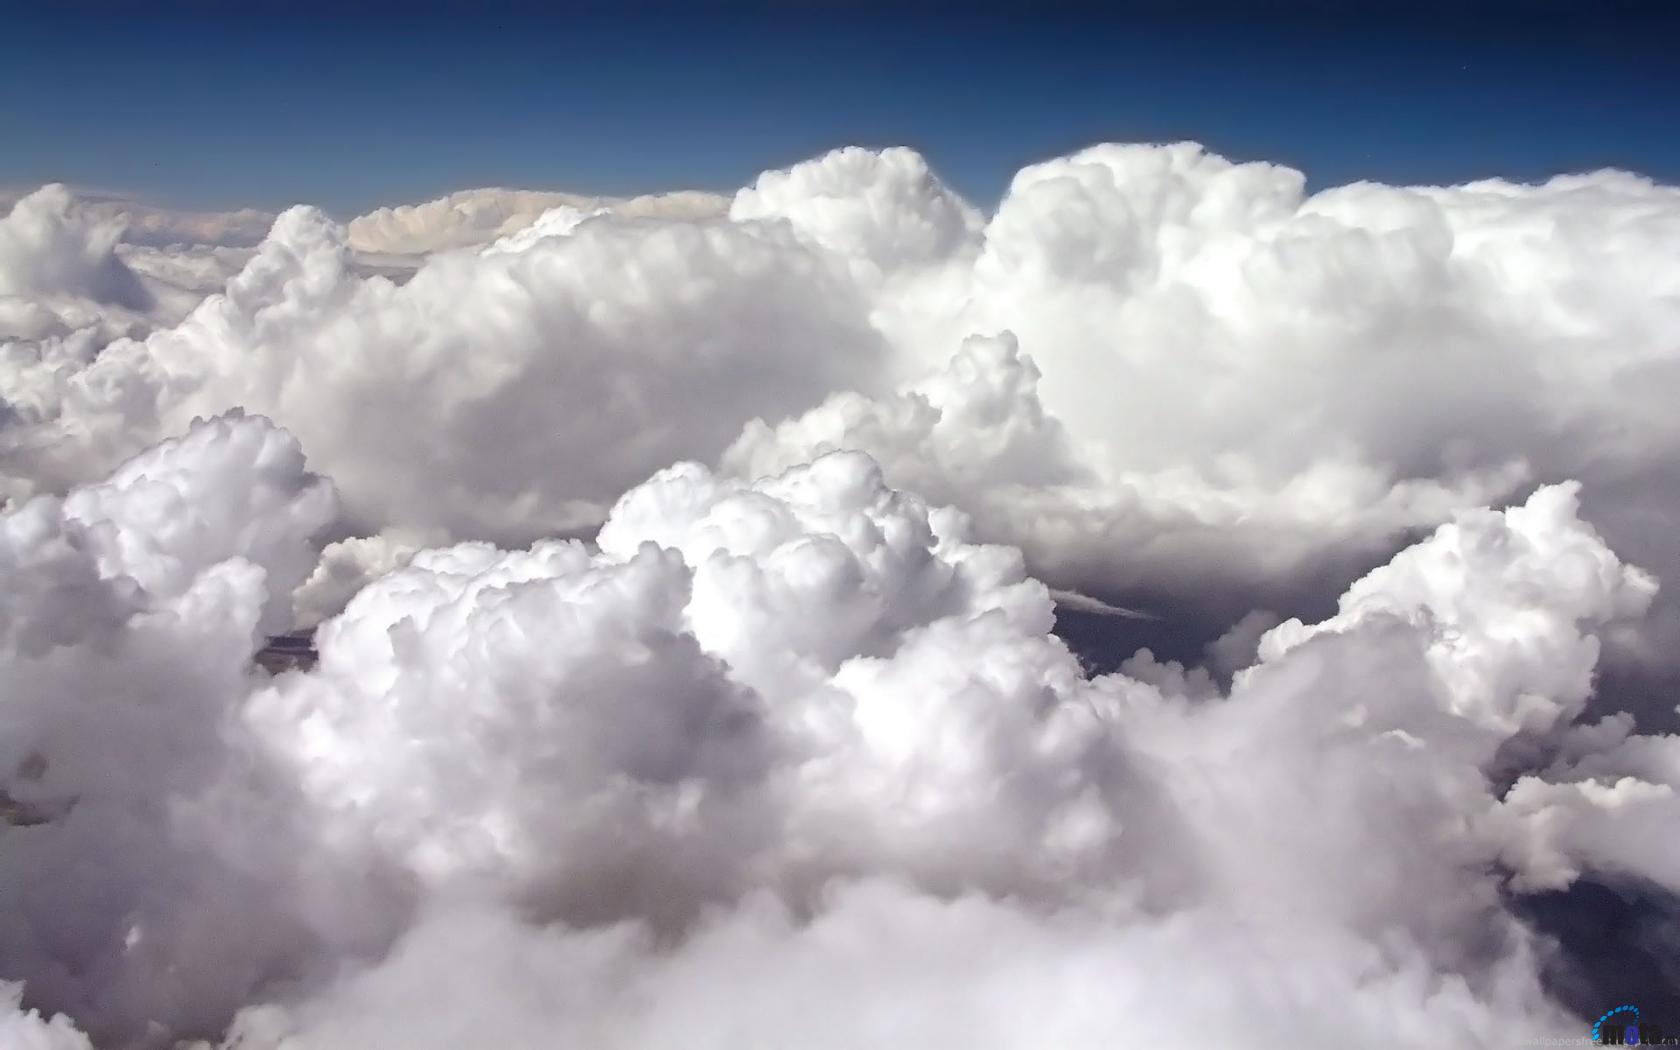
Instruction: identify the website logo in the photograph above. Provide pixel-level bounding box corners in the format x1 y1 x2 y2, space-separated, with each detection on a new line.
1594 1004 1675 1046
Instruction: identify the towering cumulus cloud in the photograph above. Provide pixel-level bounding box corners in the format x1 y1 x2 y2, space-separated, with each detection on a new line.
8 143 1680 639
732 145 1680 631
1 201 884 535
3 143 1680 1045
0 414 363 1046
0 185 155 342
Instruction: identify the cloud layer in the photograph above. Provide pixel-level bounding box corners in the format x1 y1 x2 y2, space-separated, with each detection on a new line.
0 412 1675 1047
4 143 1680 1045
8 144 1680 634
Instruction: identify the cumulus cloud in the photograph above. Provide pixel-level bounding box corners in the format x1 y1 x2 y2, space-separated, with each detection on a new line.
0 414 386 1046
10 143 1680 652
0 186 156 341
6 408 1677 1045
730 145 1680 631
0 188 275 251
0 187 266 356
288 529 434 627
1 201 884 536
223 884 1566 1050
0 984 93 1050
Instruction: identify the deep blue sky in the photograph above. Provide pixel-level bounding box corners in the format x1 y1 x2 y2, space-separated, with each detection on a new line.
3 1 1676 217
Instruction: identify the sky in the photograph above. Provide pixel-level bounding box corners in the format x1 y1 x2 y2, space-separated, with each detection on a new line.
4 0 1678 216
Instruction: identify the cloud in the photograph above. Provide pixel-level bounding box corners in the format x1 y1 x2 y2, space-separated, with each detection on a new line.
345 186 730 256
1 403 1677 1044
1047 587 1157 619
731 146 983 274
223 884 1566 1050
12 144 1680 656
723 144 1680 658
0 187 267 355
0 984 93 1050
1 200 885 539
288 528 435 627
5 144 1680 1040
0 414 378 1046
0 187 275 250
0 186 155 342
102 205 274 251
0 187 152 307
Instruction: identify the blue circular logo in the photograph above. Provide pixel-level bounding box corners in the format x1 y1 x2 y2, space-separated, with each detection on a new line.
1593 1005 1640 1045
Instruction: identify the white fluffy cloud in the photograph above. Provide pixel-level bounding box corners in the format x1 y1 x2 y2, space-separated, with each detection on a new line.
9 143 1680 644
0 984 93 1050
730 144 1680 627
0 187 275 251
4 417 1669 1046
0 186 157 343
222 885 1567 1050
2 200 885 534
0 414 378 1046
0 186 263 359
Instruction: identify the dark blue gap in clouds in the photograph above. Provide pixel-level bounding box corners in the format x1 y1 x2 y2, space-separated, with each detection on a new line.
1056 592 1680 1032
1512 879 1680 1027
1 1 1676 215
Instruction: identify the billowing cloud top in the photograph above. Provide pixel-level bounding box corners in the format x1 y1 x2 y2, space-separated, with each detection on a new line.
9 144 1680 631
0 186 269 346
1 410 1674 1047
0 187 276 250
